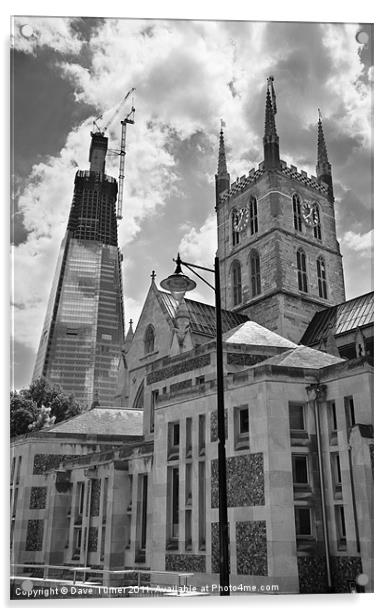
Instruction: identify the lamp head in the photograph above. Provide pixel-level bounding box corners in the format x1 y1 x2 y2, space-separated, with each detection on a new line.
160 254 197 301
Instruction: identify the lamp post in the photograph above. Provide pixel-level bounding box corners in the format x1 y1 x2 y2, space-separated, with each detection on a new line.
161 253 230 596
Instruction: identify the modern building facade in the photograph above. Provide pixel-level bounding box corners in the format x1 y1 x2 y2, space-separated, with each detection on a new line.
32 132 125 409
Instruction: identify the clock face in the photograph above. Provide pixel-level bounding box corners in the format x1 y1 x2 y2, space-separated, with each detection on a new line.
302 200 319 227
233 206 250 232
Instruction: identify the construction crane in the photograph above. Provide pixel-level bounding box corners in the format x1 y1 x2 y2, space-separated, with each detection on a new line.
93 88 136 221
116 101 135 220
93 88 135 135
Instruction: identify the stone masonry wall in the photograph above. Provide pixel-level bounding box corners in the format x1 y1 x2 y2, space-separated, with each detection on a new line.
211 453 264 508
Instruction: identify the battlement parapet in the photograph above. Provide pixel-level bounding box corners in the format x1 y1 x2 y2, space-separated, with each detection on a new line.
280 163 328 194
219 162 266 204
217 159 328 207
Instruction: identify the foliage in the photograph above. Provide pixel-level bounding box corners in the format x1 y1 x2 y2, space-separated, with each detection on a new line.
10 377 82 438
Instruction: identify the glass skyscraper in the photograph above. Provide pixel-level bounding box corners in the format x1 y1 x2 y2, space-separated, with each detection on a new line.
32 132 125 409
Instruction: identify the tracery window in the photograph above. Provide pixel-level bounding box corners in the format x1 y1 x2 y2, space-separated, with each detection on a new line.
297 248 308 293
232 261 242 306
293 194 302 232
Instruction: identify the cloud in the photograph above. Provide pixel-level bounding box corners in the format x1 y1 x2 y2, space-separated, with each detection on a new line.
12 17 83 55
178 213 217 265
342 229 373 254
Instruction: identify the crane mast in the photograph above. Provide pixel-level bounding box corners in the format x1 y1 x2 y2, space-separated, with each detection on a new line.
117 104 135 220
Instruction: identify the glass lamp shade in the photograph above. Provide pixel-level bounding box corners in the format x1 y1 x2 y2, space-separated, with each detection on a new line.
160 273 197 301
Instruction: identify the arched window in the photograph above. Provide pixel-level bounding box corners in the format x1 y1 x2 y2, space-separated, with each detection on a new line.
232 261 242 306
317 256 327 299
297 249 308 293
249 196 258 235
313 204 322 240
144 324 155 354
250 251 261 297
232 210 240 246
293 194 302 232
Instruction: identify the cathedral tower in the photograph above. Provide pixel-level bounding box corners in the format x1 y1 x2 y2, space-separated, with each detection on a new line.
32 132 125 408
215 78 345 343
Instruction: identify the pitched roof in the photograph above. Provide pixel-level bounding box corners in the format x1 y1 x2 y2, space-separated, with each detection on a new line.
46 407 144 436
158 291 248 337
223 321 297 348
300 292 374 347
258 345 345 369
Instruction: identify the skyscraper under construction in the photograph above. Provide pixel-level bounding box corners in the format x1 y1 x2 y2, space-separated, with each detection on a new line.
32 132 125 409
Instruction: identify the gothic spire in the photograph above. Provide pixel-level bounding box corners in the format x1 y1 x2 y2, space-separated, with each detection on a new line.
316 109 334 202
317 109 329 165
215 119 230 207
263 76 280 170
217 120 228 175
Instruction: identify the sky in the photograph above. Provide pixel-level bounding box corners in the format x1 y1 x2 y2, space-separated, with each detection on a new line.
10 16 374 390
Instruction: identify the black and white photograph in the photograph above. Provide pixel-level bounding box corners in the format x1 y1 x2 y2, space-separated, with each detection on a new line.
10 12 374 601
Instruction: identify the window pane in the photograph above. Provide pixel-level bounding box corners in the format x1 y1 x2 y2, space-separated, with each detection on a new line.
289 403 305 430
295 508 311 535
293 456 308 484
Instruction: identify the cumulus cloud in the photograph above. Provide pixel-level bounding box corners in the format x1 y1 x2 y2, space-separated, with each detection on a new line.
12 16 83 55
178 213 217 265
342 229 373 254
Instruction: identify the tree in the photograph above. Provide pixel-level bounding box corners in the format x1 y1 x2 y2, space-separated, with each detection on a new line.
10 377 82 438
28 405 56 432
10 393 38 438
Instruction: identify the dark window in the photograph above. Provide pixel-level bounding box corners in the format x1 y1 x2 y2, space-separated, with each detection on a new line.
335 505 346 548
140 474 148 550
239 407 249 435
313 205 322 240
150 390 158 433
293 455 309 484
332 453 342 486
100 527 106 560
232 210 240 246
198 461 206 550
250 251 261 297
77 482 85 516
185 463 192 506
186 417 192 457
185 510 192 551
249 196 258 234
344 396 356 430
317 256 327 299
295 507 312 536
198 414 206 455
232 261 242 306
168 422 180 460
167 466 179 549
297 249 308 293
234 405 249 449
293 194 302 231
289 403 306 431
329 401 337 431
144 324 155 354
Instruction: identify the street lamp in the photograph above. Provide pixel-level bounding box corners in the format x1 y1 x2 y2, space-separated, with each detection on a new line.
161 253 230 596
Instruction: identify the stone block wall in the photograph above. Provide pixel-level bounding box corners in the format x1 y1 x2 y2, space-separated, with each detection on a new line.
25 519 44 551
236 521 267 576
29 487 47 509
211 453 264 508
165 554 206 573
